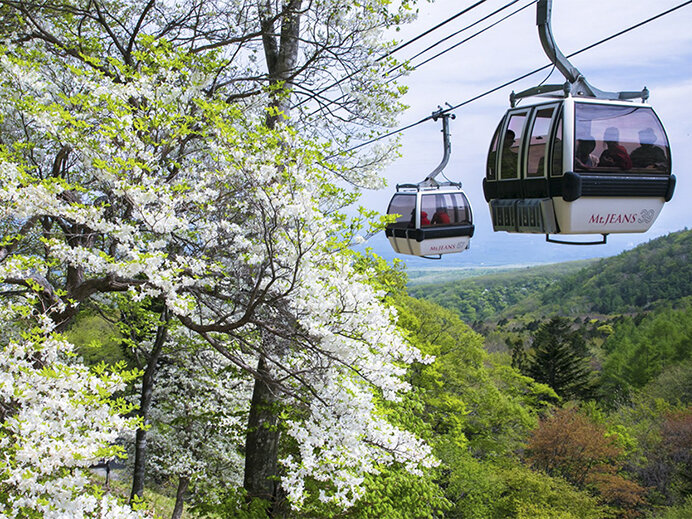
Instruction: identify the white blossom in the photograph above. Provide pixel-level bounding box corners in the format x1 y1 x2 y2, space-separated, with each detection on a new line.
0 304 144 518
0 1 431 512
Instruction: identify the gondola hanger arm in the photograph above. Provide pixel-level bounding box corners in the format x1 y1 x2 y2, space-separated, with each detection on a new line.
511 0 649 105
421 105 456 186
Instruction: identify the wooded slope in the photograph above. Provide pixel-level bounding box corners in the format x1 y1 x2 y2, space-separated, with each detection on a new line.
411 229 692 322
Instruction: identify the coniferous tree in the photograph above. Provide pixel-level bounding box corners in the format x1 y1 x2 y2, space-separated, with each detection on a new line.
526 317 595 401
509 336 527 372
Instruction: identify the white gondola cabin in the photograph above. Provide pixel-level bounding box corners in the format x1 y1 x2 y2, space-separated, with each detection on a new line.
385 110 474 258
483 0 675 244
386 183 474 257
483 97 675 238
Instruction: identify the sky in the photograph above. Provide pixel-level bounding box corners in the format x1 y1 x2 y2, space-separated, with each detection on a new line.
360 0 692 268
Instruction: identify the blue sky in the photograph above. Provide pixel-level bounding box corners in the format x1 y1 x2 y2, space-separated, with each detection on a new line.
362 0 692 267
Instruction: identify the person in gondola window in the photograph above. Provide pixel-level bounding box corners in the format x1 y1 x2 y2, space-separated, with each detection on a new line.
408 209 431 227
501 130 519 173
631 127 667 170
432 207 450 225
575 137 598 170
420 211 431 226
598 127 632 170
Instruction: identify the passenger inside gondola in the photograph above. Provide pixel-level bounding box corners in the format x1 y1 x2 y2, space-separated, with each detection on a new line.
420 211 430 226
487 129 518 179
575 137 598 170
406 208 430 228
631 127 668 170
432 207 450 225
598 127 632 170
501 130 519 173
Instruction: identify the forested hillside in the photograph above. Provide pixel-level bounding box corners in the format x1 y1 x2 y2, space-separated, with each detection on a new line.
402 229 692 519
412 229 692 323
540 228 692 314
408 259 595 323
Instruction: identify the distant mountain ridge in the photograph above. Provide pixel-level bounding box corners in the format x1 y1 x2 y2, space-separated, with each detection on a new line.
539 228 692 315
409 228 692 322
408 260 594 323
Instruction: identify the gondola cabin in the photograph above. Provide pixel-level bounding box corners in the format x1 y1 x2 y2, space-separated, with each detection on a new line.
386 183 474 257
483 97 675 238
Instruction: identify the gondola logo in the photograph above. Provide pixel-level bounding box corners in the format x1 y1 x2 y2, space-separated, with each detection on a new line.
588 213 638 225
638 209 655 224
428 243 463 252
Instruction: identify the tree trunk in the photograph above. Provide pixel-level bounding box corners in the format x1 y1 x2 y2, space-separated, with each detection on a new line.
259 0 303 128
243 355 281 510
242 4 304 516
171 475 189 519
130 311 169 502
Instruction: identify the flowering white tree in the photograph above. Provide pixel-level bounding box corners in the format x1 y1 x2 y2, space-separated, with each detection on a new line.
0 301 144 518
144 341 252 518
0 0 435 516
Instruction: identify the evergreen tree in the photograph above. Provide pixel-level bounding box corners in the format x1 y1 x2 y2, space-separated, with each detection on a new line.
526 317 595 401
509 336 528 372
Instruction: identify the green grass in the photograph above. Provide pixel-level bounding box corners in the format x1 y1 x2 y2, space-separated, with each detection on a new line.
93 473 193 519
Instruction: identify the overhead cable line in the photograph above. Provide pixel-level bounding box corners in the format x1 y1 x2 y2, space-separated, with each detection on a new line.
328 0 692 159
445 0 692 113
292 0 489 110
307 0 533 118
385 0 532 79
385 0 489 58
386 0 538 84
